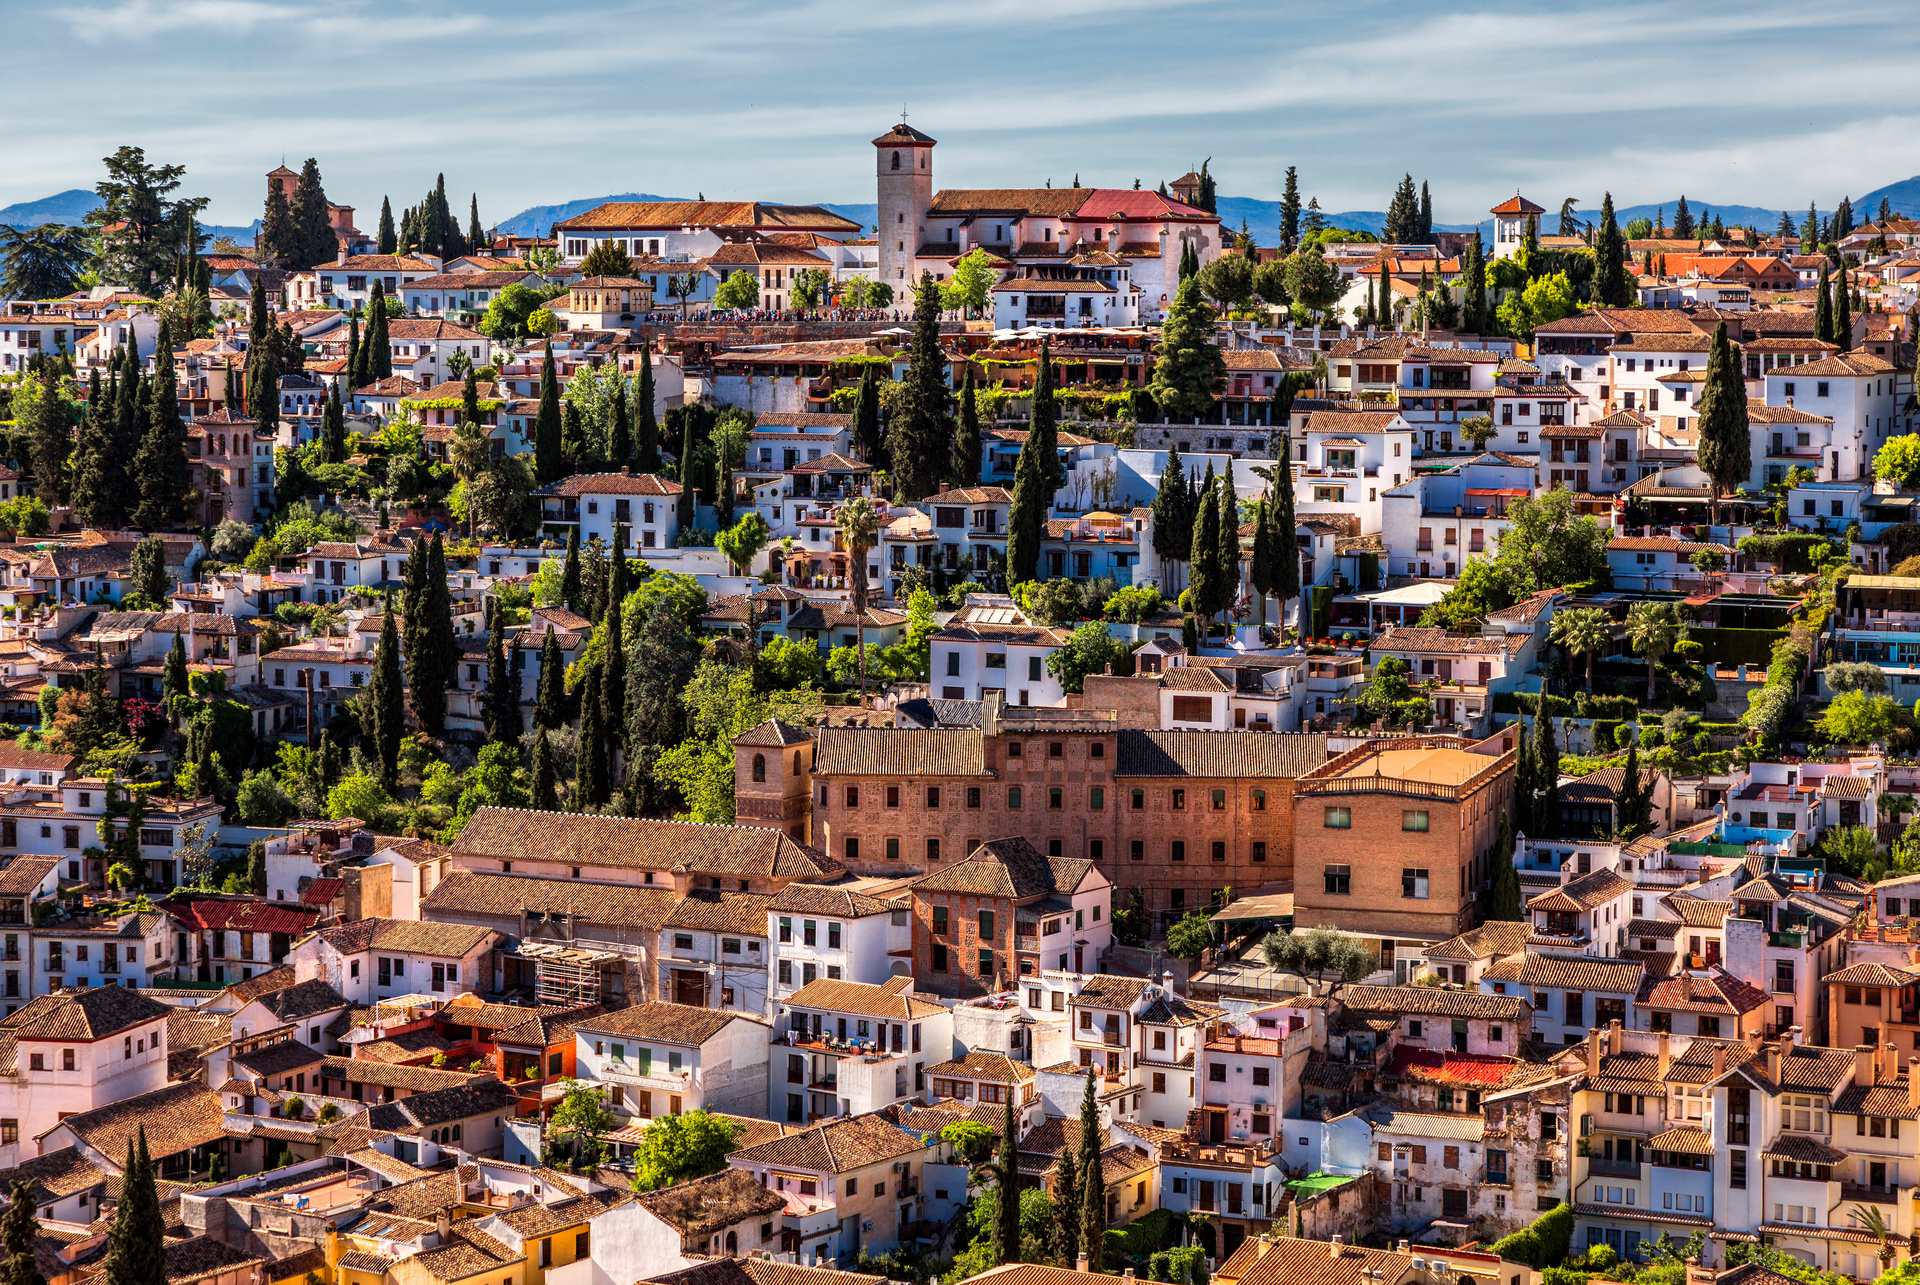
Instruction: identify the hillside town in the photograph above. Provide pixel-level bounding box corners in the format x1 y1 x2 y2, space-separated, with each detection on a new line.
4 118 1920 1285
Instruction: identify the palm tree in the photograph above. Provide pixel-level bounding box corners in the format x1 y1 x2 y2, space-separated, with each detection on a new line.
1550 606 1613 692
1625 600 1684 703
1852 1203 1898 1275
836 497 881 707
449 419 493 536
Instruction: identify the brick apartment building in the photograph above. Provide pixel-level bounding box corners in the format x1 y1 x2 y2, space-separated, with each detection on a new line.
905 837 1113 999
1291 733 1517 973
733 697 1327 934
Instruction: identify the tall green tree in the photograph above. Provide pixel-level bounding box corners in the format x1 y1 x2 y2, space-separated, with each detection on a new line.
560 526 583 614
1384 174 1418 245
129 534 168 605
603 537 629 749
1487 811 1523 920
1836 270 1853 353
1672 195 1694 239
366 281 392 379
25 369 73 507
1004 411 1051 587
634 342 660 473
101 1130 165 1285
850 364 883 466
1149 274 1225 420
1278 166 1301 254
952 364 982 485
1594 193 1630 307
162 633 189 712
1189 465 1219 621
1532 713 1561 840
0 223 91 299
468 194 485 251
533 630 565 729
530 727 559 811
608 380 632 468
377 196 396 255
484 608 522 745
87 146 208 293
1694 322 1749 528
887 272 950 501
290 158 334 268
1815 265 1834 345
365 601 404 788
320 380 347 464
1076 1069 1106 1270
1512 712 1534 836
535 343 563 485
1269 442 1300 630
1461 234 1488 333
1150 444 1192 595
576 662 609 809
1214 460 1240 615
1418 181 1434 243
992 1094 1019 1266
1052 1141 1080 1267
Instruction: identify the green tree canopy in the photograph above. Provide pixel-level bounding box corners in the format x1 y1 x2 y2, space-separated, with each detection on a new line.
1261 925 1374 996
628 1109 746 1192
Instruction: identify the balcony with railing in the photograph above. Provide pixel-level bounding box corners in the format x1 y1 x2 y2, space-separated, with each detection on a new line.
1586 1156 1641 1180
1839 1183 1899 1205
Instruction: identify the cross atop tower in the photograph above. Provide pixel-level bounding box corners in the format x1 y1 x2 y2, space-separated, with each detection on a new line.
900 104 909 125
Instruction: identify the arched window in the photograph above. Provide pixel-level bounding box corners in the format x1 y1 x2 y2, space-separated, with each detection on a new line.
752 754 766 782
891 151 901 171
919 152 926 169
725 1231 738 1255
793 751 802 775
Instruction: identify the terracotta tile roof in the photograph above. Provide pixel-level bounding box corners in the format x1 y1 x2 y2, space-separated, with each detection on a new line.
909 838 1093 899
1212 1235 1414 1285
1832 1080 1919 1120
1635 968 1771 1015
1383 1046 1537 1089
784 977 945 1021
0 743 73 771
725 1112 925 1174
2 986 170 1044
1481 951 1643 993
1373 626 1521 657
247 979 351 1023
1527 868 1632 912
533 471 681 497
491 1004 607 1051
1302 410 1406 435
1342 985 1526 1021
664 889 774 935
449 808 837 881
423 871 678 930
766 884 897 917
386 318 487 342
170 898 320 936
1827 962 1920 987
230 1039 326 1079
1762 1133 1848 1163
408 1223 523 1283
553 201 860 234
574 1002 765 1047
734 719 813 748
1660 893 1732 927
318 1058 488 1093
0 1146 107 1203
1425 921 1533 961
813 728 986 777
1113 730 1327 778
45 1082 224 1159
1075 974 1150 1008
924 1051 1032 1084
363 1078 521 1131
314 918 495 957
630 1167 781 1237
165 1236 266 1285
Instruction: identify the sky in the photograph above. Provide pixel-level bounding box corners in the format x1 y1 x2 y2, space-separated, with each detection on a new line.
7 0 1920 227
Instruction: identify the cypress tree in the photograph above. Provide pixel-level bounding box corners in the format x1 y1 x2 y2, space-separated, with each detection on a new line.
1461 234 1488 333
1512 714 1534 836
1269 445 1299 633
1214 460 1240 614
1279 166 1301 254
24 368 72 508
290 158 333 268
1004 420 1049 588
1418 180 1434 243
1594 193 1630 308
608 379 631 467
1618 740 1643 838
1672 196 1694 239
377 196 396 255
560 526 583 614
1052 1142 1080 1267
1076 1069 1106 1271
561 400 591 473
1150 443 1189 595
1030 338 1065 493
261 177 293 268
1695 321 1750 529
366 282 392 379
1534 715 1561 841
4 1177 37 1263
366 600 404 787
133 349 189 530
634 342 660 473
533 630 564 729
102 1131 164 1285
576 662 608 809
534 343 563 484
992 1094 1019 1265
345 313 363 391
850 365 882 466
70 370 110 528
1488 811 1523 920
603 538 628 753
321 380 347 464
951 364 981 485
468 194 485 252
162 632 189 710
886 271 951 501
1836 271 1853 353
1249 485 1273 629
1189 466 1218 622
484 608 522 745
678 408 701 527
530 727 559 810
1815 265 1834 345
426 534 457 701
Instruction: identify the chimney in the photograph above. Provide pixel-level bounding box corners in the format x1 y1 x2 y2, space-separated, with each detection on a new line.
1884 1042 1901 1082
1608 1019 1623 1056
1585 1027 1601 1078
939 482 950 495
1657 1031 1671 1077
1764 1041 1781 1083
1330 1235 1345 1258
1857 1044 1877 1089
1910 1058 1920 1109
1712 1044 1727 1079
436 1210 451 1240
1399 1241 1412 1254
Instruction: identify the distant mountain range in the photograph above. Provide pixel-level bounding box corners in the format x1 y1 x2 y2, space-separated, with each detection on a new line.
0 188 258 244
